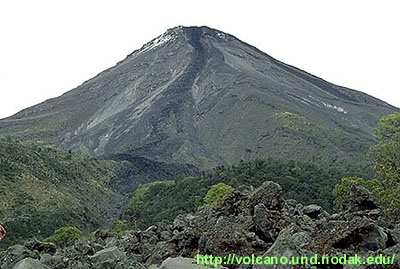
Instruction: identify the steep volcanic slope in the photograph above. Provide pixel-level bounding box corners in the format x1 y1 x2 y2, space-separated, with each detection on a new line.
0 26 397 168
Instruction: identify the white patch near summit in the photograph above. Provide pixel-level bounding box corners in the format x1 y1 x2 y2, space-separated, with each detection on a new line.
139 32 176 54
322 102 348 114
216 32 226 39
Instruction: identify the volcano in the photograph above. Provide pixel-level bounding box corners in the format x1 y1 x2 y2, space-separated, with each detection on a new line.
0 26 397 168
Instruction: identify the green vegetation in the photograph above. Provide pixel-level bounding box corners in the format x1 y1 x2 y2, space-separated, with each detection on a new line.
111 220 130 237
0 138 121 248
370 113 400 220
124 158 369 228
336 113 400 222
372 140 400 181
335 177 382 209
45 225 82 247
203 183 234 208
122 112 398 228
124 180 179 227
372 114 400 182
2 112 398 249
274 111 311 131
127 181 174 211
272 110 375 165
375 113 400 141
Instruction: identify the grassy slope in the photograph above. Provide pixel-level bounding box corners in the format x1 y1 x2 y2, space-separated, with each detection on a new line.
0 138 122 247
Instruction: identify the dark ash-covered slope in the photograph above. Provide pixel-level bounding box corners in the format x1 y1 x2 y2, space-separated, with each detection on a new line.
0 26 397 168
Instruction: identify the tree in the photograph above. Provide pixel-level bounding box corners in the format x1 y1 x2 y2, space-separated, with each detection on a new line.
336 113 400 221
372 113 400 183
335 177 381 210
203 183 234 208
375 113 400 141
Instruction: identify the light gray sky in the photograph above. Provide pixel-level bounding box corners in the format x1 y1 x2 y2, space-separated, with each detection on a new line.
0 0 399 119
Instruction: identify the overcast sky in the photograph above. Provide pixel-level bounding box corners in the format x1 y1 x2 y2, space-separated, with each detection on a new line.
0 0 399 119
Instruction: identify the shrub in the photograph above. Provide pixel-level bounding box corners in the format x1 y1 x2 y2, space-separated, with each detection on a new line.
204 183 234 208
335 177 381 210
335 176 400 222
45 225 82 247
375 113 400 141
111 220 130 237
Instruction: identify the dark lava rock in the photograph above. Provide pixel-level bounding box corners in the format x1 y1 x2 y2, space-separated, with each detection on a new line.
2 181 399 269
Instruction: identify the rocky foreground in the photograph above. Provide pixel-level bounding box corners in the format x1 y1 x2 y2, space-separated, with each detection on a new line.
1 181 399 269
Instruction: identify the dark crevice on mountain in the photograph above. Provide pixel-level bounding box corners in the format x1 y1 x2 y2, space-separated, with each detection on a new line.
107 153 199 193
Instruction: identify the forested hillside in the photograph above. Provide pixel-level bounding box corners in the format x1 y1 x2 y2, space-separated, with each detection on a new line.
0 138 122 247
123 158 371 228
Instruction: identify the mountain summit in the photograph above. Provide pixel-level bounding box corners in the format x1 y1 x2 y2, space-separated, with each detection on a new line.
0 26 397 167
